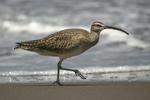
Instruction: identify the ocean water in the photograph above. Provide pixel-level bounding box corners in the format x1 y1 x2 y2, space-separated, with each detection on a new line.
0 0 150 84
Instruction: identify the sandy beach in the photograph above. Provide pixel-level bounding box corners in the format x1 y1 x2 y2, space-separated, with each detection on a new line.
0 82 150 100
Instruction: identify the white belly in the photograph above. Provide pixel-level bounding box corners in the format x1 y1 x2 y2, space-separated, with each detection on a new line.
59 46 86 60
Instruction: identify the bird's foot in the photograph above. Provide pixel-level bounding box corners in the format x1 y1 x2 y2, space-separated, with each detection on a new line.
75 70 86 79
53 81 63 86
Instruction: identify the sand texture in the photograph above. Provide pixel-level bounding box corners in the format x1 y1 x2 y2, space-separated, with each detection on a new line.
0 82 150 100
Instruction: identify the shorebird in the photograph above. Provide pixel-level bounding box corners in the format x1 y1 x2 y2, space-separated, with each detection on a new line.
14 21 129 86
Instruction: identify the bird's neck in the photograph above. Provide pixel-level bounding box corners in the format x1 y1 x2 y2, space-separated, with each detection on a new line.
89 31 100 46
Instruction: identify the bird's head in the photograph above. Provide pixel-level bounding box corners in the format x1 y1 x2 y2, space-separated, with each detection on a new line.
91 21 129 35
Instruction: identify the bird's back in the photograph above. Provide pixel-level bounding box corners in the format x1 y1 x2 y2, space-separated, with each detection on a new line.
14 29 92 58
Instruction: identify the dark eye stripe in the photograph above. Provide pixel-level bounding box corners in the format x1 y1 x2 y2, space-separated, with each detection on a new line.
97 24 102 27
92 24 102 27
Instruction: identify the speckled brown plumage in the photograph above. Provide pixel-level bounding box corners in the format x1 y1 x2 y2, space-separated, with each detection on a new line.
14 21 129 86
14 28 99 59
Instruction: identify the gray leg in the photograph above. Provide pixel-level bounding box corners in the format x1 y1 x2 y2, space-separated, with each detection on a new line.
53 59 86 86
53 60 63 86
60 67 86 79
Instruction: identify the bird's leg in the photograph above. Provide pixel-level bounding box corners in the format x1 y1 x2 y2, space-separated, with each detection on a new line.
53 60 63 86
53 59 86 86
60 66 86 79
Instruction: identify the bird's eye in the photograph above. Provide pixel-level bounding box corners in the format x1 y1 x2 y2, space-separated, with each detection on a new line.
96 24 102 27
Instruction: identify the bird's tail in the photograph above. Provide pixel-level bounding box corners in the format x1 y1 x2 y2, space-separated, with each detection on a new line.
14 40 40 50
14 42 22 49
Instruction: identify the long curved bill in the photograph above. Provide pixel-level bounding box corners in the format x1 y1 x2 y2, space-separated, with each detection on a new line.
105 26 129 35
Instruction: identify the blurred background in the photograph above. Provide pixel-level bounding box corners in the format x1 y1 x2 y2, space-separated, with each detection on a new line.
0 0 150 83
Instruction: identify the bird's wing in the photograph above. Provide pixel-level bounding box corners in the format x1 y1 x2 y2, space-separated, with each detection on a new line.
36 29 90 53
14 29 90 54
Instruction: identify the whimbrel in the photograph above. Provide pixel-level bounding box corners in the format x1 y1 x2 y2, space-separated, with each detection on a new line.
14 21 129 86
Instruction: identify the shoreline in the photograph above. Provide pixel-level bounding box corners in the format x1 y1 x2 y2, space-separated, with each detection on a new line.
1 82 150 100
0 70 150 84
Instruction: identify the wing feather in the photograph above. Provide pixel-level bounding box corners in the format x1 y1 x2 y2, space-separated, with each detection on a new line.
14 29 90 54
39 29 90 53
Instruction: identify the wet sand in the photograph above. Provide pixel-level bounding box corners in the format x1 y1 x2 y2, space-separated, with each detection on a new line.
0 82 150 100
